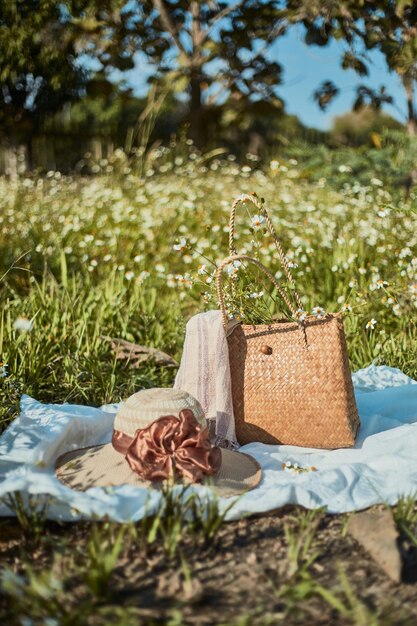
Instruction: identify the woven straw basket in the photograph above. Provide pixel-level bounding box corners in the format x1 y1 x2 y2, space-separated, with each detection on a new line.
215 194 360 449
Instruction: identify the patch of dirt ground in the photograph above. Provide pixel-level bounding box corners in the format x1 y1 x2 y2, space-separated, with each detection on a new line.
1 507 417 625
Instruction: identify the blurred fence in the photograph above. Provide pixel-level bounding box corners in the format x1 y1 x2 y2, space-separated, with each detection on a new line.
0 136 117 176
0 122 329 175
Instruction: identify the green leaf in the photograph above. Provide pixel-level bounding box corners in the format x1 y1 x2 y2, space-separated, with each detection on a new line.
342 52 369 77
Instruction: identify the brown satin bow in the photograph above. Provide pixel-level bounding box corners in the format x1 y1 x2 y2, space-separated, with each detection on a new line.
112 408 221 483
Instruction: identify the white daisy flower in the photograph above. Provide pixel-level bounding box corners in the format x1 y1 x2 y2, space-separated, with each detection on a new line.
249 290 264 299
173 237 187 252
136 270 150 285
251 215 265 230
366 318 377 330
166 274 176 288
226 260 242 277
294 309 307 322
13 317 33 332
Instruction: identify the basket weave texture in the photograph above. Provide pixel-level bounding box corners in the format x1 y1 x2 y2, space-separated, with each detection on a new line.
216 193 360 448
227 314 359 447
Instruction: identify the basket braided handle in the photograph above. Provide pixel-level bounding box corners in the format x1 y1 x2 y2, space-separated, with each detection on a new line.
216 254 298 329
229 193 303 311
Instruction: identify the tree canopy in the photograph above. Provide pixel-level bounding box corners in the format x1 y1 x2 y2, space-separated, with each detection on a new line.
71 0 288 146
286 0 417 133
0 1 91 142
1 0 416 153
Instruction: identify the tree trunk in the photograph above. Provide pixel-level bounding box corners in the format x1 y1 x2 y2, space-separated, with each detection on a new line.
404 76 417 135
189 73 205 148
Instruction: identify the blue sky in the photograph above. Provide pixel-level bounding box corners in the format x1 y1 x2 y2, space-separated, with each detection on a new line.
117 25 406 131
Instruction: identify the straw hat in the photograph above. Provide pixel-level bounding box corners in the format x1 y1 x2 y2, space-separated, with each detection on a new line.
114 388 206 433
55 388 261 498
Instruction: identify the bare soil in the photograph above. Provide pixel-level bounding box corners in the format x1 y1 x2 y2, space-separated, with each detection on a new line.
1 508 417 625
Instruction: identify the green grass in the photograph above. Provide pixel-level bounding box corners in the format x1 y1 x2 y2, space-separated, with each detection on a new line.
1 144 417 434
2 142 417 623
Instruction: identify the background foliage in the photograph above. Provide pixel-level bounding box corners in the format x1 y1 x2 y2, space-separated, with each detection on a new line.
3 0 417 172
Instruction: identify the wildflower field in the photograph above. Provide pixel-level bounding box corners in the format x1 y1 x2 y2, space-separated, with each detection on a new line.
2 139 417 624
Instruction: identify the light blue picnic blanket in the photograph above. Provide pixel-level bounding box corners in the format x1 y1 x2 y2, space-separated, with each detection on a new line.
1 365 417 521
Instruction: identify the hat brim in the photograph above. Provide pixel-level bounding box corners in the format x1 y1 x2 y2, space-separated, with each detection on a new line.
55 443 262 498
